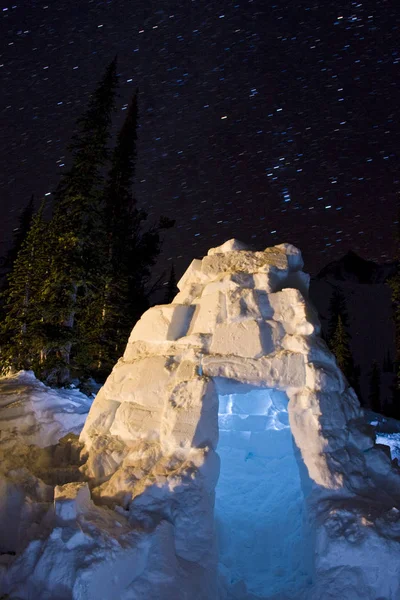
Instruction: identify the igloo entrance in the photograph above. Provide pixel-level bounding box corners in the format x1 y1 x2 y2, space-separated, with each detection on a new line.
216 387 313 599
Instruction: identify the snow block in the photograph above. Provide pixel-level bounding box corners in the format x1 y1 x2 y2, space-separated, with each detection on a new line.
188 291 226 334
201 249 289 278
281 334 331 363
128 304 195 343
164 378 219 449
306 361 346 393
54 482 92 523
200 271 255 296
202 352 307 390
80 387 120 449
104 356 174 410
225 288 274 322
210 319 280 358
274 242 304 271
110 402 163 442
280 269 311 298
176 258 206 292
269 288 316 335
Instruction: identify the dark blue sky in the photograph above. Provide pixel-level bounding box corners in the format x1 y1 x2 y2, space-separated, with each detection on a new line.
1 0 399 278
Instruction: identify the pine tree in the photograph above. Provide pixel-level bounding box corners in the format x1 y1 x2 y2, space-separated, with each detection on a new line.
164 263 178 304
368 361 381 413
46 58 118 385
0 201 49 373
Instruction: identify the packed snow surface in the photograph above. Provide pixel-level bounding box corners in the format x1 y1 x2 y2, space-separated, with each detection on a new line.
0 370 93 447
376 433 400 461
1 239 400 600
367 411 400 462
0 371 93 559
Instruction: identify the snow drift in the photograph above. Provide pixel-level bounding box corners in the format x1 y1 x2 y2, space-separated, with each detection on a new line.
2 240 400 600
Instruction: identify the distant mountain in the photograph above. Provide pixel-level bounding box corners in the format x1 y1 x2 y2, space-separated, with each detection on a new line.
310 252 397 415
316 250 397 284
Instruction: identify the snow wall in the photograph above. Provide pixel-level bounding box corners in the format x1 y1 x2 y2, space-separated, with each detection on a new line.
3 239 400 600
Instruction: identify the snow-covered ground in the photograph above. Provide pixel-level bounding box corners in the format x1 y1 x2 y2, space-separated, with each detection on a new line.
2 241 400 600
376 433 400 462
1 370 400 600
0 370 93 448
0 371 95 565
367 410 400 463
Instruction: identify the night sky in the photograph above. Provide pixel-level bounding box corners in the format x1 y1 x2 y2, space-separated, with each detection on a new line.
1 0 399 280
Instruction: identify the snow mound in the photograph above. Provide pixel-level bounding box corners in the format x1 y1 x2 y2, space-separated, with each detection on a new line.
0 370 93 448
2 240 400 600
0 371 93 563
367 411 400 463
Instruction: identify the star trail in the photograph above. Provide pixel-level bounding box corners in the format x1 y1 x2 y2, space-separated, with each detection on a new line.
0 0 399 276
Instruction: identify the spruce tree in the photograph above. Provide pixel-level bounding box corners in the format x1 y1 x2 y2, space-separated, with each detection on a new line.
368 361 381 413
31 58 118 384
2 64 175 387
164 263 178 304
97 92 140 372
105 91 138 252
0 195 36 322
0 200 49 373
97 92 174 374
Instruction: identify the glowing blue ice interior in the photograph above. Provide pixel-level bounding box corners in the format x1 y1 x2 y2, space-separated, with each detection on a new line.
216 388 313 599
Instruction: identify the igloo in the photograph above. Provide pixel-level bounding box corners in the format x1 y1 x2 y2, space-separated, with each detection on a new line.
4 240 400 600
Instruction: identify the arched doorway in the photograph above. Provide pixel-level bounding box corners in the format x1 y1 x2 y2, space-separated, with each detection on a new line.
215 386 314 599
